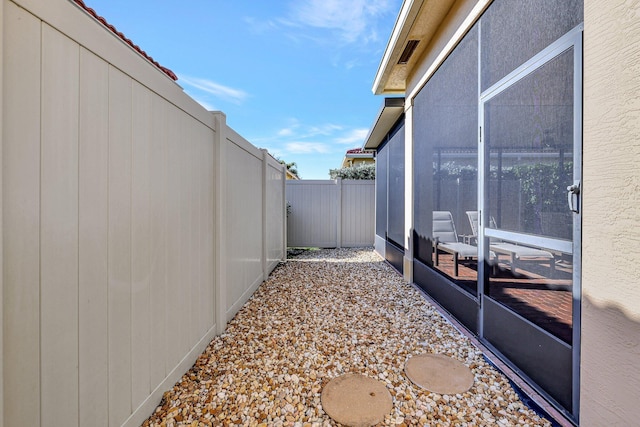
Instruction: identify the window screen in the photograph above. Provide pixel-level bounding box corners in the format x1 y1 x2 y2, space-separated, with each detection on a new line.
387 123 405 246
414 24 479 261
375 143 388 238
480 0 583 91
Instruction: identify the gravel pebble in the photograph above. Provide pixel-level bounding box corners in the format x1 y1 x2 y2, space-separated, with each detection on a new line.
142 248 551 427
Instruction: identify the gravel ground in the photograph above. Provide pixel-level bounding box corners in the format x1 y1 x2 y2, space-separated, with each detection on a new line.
143 248 551 427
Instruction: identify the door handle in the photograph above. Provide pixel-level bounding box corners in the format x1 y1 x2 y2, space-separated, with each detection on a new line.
567 181 580 213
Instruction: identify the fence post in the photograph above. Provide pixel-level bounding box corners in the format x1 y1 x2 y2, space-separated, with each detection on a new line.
213 111 227 335
336 178 342 248
261 149 268 281
282 164 287 260
0 1 4 423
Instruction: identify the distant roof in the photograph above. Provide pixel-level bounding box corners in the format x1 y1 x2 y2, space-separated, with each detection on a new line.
341 148 375 168
73 0 178 81
346 148 375 155
286 169 300 180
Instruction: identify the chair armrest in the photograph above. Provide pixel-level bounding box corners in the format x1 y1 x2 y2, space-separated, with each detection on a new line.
460 234 476 245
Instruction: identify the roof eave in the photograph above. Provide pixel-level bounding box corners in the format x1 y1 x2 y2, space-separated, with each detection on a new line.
363 97 405 150
372 0 423 95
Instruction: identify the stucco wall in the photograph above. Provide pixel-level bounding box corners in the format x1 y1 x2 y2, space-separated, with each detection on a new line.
581 0 640 425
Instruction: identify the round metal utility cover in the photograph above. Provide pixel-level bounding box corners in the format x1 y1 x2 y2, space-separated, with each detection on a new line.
405 354 474 394
321 373 393 427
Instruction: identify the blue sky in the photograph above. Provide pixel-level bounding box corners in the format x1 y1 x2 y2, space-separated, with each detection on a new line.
86 0 402 179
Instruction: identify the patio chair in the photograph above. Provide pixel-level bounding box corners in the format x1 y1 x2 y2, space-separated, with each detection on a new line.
432 211 482 277
466 211 555 277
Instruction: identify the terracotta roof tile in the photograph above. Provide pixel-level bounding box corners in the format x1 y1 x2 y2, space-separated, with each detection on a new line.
73 0 178 81
346 148 374 154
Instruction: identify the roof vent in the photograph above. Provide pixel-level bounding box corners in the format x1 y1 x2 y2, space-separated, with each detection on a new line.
397 39 420 65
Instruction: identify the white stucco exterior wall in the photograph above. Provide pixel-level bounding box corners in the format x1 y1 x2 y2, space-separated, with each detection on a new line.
581 0 640 424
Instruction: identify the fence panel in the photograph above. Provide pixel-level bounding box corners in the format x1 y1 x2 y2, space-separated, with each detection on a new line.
78 45 110 427
341 181 376 247
286 179 375 248
3 4 43 425
266 157 287 271
1 1 286 426
287 181 339 247
224 130 265 322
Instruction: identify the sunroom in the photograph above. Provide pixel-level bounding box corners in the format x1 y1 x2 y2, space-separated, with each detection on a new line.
368 0 583 423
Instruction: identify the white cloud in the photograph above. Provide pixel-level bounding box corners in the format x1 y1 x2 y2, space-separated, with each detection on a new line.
344 59 360 70
272 122 343 140
306 124 343 137
276 119 301 137
243 16 279 34
289 0 395 44
274 118 303 137
178 75 249 105
335 128 369 145
254 122 368 160
278 128 295 137
285 142 331 154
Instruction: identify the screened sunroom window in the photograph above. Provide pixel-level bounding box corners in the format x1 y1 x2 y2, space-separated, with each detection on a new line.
413 24 479 294
387 123 405 247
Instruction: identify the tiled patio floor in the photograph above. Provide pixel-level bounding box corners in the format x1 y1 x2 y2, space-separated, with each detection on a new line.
143 248 552 426
434 254 573 344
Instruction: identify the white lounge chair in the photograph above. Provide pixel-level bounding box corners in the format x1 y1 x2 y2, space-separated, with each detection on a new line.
432 211 482 277
466 211 555 277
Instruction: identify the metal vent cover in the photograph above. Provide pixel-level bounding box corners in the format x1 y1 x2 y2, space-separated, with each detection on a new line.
397 39 420 64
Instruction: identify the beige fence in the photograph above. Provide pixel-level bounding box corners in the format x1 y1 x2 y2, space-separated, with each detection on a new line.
0 1 286 426
218 127 287 326
286 179 375 248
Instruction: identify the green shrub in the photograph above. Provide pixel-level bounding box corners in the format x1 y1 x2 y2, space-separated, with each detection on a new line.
329 163 376 180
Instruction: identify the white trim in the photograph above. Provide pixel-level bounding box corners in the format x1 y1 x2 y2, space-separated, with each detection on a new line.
374 235 387 258
570 25 583 418
485 229 573 254
480 24 585 102
0 1 4 424
372 0 419 94
403 104 414 284
363 97 405 149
